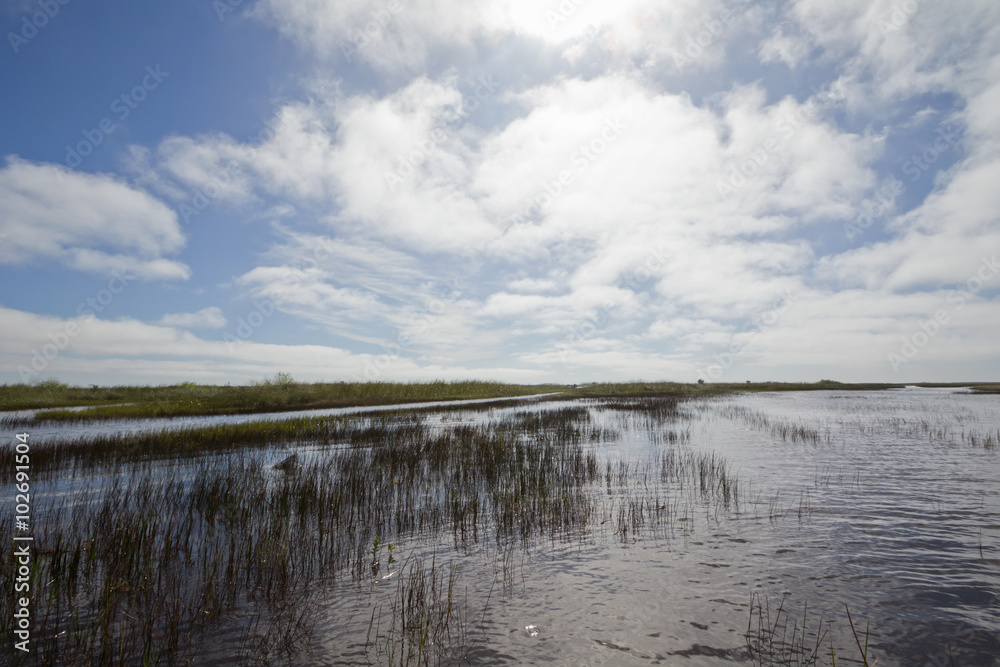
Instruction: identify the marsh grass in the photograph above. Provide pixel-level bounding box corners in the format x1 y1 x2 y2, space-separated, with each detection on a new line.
566 381 907 398
825 411 999 450
746 593 828 667
746 596 884 667
367 557 468 667
964 428 999 449
2 396 747 665
1 455 326 664
0 414 422 481
0 379 563 418
717 405 827 444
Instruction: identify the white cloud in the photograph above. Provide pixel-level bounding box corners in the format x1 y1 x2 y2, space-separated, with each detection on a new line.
253 0 484 72
776 0 1000 110
758 21 811 68
0 157 189 280
158 307 227 329
0 304 544 385
230 228 501 363
817 49 1000 292
233 230 426 337
323 78 499 252
507 277 562 294
136 69 879 267
125 70 889 380
147 135 258 204
254 0 749 75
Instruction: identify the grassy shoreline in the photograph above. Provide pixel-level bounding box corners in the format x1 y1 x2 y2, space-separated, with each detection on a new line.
0 379 563 419
2 378 996 422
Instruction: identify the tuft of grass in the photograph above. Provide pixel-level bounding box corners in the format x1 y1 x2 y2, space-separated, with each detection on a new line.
746 593 827 667
747 597 881 667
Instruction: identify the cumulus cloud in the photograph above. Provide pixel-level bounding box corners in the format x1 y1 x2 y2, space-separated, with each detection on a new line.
0 158 189 280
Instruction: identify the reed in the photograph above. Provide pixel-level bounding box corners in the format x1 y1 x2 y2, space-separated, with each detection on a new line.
367 557 468 666
746 596 882 667
716 405 826 444
746 593 827 666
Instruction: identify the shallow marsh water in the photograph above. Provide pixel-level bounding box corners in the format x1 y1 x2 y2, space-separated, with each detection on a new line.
298 388 1000 666
2 388 998 666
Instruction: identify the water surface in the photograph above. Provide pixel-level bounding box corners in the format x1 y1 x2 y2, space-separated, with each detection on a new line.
6 388 998 665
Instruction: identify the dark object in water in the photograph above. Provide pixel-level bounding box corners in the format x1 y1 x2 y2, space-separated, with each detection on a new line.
274 453 298 472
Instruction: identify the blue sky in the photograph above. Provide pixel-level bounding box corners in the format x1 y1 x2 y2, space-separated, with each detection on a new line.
1 0 999 386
